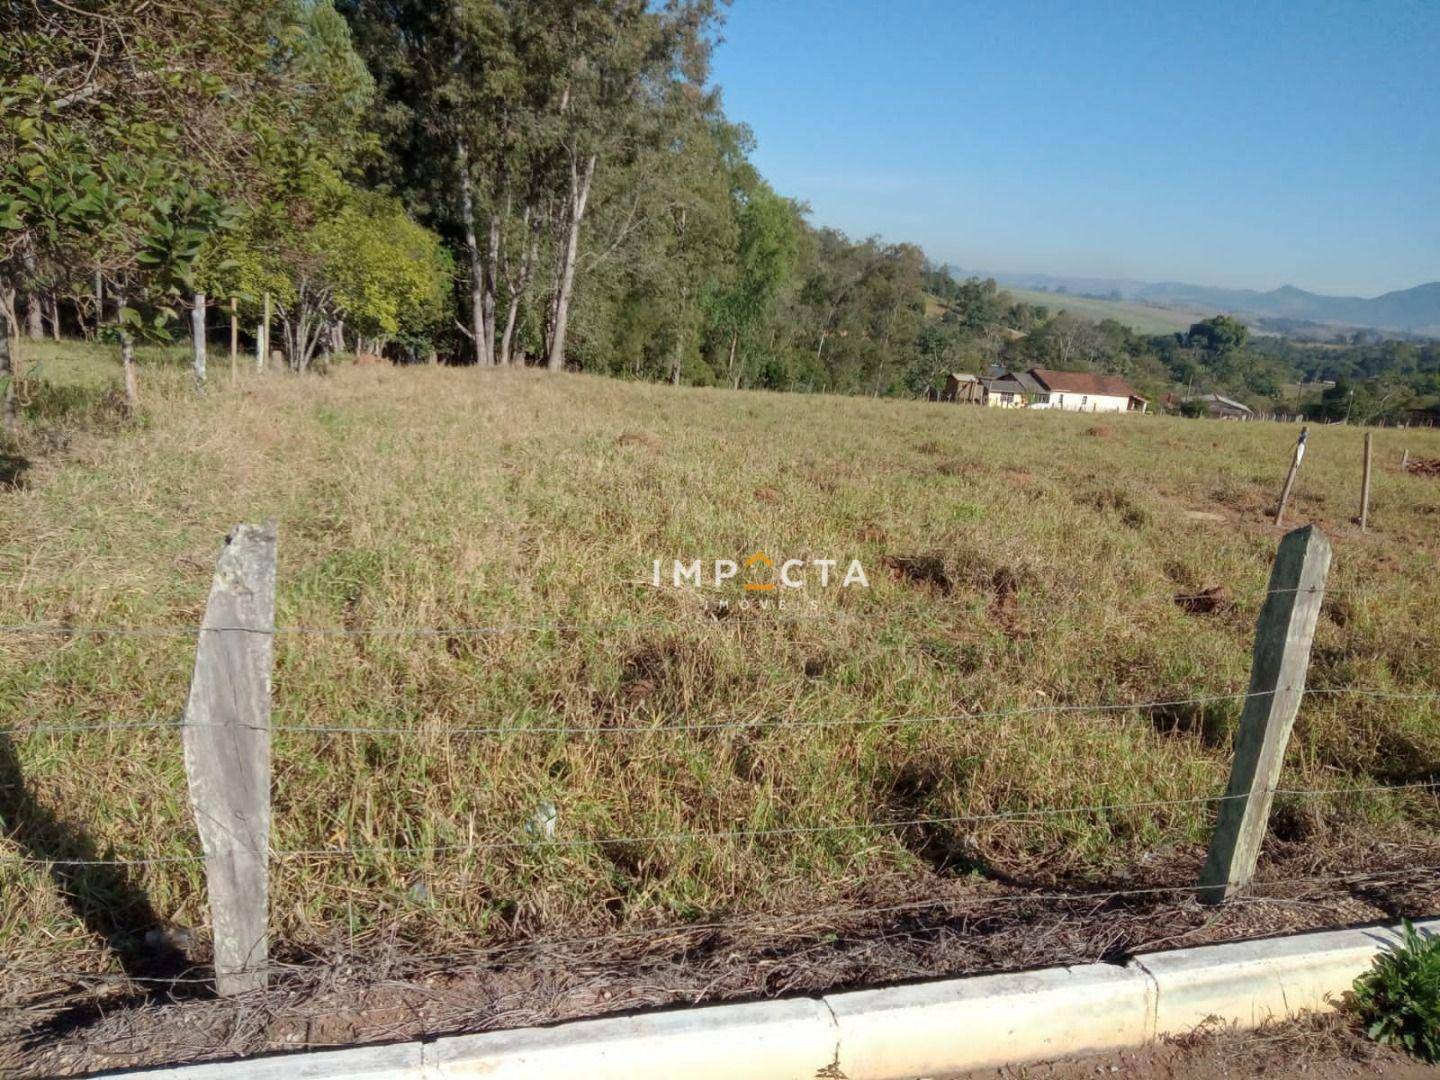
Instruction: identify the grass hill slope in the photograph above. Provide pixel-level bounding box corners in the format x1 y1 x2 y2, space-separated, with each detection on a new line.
2 352 1438 1047
997 286 1209 335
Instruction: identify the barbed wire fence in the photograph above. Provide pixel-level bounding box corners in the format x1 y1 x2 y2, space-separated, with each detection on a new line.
1 521 1438 1020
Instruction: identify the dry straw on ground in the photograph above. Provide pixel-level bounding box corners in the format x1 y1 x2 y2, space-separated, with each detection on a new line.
1 351 1438 1065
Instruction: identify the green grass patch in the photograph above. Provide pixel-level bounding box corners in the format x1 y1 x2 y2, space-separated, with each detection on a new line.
1 360 1438 984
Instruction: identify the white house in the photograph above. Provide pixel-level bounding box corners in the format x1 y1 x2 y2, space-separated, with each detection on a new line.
1027 367 1147 413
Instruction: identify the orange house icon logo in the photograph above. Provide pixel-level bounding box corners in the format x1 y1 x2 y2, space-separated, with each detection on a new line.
742 551 775 592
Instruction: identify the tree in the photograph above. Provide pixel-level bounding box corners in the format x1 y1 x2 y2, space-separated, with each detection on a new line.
712 184 796 388
1 0 372 408
1187 315 1250 356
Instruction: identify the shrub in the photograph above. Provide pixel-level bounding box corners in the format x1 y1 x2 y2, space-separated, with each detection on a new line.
1352 920 1440 1061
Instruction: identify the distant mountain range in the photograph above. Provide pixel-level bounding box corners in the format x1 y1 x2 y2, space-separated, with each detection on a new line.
950 268 1440 337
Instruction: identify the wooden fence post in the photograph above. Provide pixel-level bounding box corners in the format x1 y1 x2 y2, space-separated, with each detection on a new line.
1359 431 1373 532
182 522 277 995
1274 426 1308 526
229 297 238 386
1197 525 1330 904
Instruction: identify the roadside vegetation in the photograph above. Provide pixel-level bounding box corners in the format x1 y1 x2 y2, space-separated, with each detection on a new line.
1353 921 1440 1062
2 355 1438 1005
2 3 1439 1066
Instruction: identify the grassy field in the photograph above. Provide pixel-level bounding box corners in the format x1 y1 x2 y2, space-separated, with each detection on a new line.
1002 286 1213 335
2 342 1439 1002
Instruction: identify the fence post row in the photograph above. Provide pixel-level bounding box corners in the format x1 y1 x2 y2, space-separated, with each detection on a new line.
181 521 278 995
1197 524 1331 904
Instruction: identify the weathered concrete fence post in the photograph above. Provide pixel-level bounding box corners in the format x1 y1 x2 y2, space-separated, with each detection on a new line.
182 522 278 995
1197 525 1331 904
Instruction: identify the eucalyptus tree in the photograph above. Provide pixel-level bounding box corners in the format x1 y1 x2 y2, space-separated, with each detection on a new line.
712 183 797 388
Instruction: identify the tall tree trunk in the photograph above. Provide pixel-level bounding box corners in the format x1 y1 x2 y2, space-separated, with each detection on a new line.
20 247 42 340
457 138 489 365
23 295 42 340
119 330 139 415
498 205 538 367
0 319 17 436
727 330 740 389
670 293 687 387
485 206 501 365
92 268 104 337
191 292 207 390
47 294 61 341
1 278 20 344
546 153 596 372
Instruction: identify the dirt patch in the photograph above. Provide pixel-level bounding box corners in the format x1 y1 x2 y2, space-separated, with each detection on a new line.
1174 585 1231 615
8 839 1438 1079
616 430 660 449
1088 487 1149 529
1404 456 1440 477
855 522 888 544
1084 424 1113 439
988 567 1022 634
968 1013 1432 1079
0 453 30 490
883 554 952 593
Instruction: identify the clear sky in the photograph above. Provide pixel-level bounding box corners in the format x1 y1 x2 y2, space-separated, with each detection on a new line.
710 1 1439 297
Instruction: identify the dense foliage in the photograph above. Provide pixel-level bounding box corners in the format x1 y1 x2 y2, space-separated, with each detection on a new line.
1 0 1436 426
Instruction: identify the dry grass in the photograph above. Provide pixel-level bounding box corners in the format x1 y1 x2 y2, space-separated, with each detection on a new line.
2 349 1439 1007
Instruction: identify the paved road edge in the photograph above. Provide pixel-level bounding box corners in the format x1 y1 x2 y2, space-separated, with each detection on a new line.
103 917 1438 1080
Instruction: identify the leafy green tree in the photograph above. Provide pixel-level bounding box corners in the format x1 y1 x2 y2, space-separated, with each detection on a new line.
712 184 797 388
1 0 372 406
1187 314 1250 356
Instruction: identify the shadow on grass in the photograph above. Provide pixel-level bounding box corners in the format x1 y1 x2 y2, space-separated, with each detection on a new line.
0 735 206 1041
0 452 28 489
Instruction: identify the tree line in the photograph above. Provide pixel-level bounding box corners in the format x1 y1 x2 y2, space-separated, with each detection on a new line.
2 1 1436 434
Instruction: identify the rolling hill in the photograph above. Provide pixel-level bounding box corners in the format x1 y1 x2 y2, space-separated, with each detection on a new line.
957 266 1440 337
999 286 1208 335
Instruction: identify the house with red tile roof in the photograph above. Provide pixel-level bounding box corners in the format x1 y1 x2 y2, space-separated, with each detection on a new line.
1025 367 1148 413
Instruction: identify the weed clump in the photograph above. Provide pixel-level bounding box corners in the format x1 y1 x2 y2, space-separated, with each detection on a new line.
1352 920 1440 1062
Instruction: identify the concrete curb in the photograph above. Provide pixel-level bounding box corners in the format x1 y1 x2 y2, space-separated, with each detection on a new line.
106 918 1437 1080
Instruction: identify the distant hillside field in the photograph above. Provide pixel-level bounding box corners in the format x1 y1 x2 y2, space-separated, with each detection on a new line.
1002 286 1209 335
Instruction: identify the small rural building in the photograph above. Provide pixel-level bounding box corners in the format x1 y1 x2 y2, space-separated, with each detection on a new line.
1183 392 1254 419
982 370 1044 408
1027 368 1147 413
941 372 983 403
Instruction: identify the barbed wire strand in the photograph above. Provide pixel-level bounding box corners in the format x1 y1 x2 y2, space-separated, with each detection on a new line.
8 862 1437 993
4 685 1436 739
3 778 1434 869
0 584 1380 640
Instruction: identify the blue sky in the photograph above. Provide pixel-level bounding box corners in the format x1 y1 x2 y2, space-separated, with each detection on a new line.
710 1 1439 296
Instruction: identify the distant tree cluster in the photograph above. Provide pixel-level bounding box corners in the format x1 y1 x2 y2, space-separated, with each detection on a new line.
1 1 1435 429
